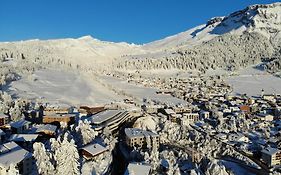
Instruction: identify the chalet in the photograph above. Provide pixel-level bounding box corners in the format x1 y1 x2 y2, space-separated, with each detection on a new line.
124 162 151 175
80 143 109 160
23 109 43 124
0 141 33 175
170 113 181 123
43 113 76 125
9 134 39 149
0 114 10 127
239 105 251 113
9 134 39 143
10 120 32 134
35 124 57 136
228 133 249 143
44 105 73 115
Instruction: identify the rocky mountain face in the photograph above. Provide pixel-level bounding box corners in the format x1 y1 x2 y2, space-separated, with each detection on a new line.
1 3 281 74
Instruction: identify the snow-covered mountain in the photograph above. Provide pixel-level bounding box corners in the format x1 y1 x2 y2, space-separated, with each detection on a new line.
0 35 144 71
118 2 281 73
1 2 281 72
143 2 281 52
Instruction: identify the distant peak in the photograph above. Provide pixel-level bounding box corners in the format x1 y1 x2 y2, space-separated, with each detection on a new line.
78 35 98 41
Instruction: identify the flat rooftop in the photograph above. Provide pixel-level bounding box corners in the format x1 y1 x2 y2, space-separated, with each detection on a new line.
85 110 124 125
124 162 151 175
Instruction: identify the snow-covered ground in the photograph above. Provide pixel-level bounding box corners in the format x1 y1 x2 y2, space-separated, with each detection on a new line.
220 160 256 175
3 69 123 105
227 66 281 97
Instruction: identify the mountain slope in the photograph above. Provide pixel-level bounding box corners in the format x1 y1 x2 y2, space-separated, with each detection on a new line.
1 2 281 73
143 2 281 52
118 2 281 73
0 36 144 71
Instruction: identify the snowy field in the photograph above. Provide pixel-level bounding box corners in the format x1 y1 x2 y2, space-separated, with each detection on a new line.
227 66 281 97
4 69 122 105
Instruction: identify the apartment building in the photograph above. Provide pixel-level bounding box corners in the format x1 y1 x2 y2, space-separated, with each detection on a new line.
125 128 159 150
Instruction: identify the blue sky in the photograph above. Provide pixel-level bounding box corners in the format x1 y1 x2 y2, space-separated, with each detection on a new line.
0 0 280 44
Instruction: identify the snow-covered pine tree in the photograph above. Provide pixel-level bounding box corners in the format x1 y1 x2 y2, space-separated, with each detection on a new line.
55 133 80 175
75 120 98 146
33 142 55 175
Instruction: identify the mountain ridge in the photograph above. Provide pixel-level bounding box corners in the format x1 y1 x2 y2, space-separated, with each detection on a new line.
1 2 281 73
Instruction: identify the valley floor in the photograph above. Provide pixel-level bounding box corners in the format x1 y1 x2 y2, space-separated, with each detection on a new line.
227 66 281 97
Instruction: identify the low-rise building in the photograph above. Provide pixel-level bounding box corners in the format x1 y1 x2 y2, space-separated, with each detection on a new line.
10 120 32 134
256 113 274 122
182 113 199 125
239 105 251 113
9 134 39 149
261 147 281 167
124 162 151 175
9 134 39 143
0 114 10 127
43 114 76 125
186 147 202 163
43 105 73 115
228 133 249 143
125 128 159 150
23 109 43 124
141 104 164 114
0 141 33 175
80 143 109 160
199 111 210 119
263 94 275 101
34 124 57 136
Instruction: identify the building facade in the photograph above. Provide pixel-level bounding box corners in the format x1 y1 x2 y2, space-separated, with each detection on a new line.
125 128 159 150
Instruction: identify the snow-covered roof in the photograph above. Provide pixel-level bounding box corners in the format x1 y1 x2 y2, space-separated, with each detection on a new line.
164 109 175 115
261 147 280 156
124 162 151 175
81 143 108 157
9 134 39 142
125 128 158 139
35 124 57 133
86 110 124 124
10 119 31 129
0 141 32 167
